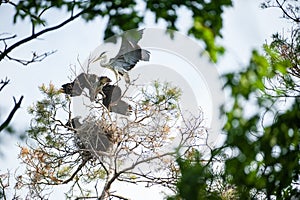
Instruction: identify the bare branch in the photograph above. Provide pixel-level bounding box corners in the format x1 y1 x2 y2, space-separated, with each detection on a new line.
5 50 57 66
0 4 94 63
0 96 24 132
0 77 10 92
62 156 92 184
110 194 129 200
0 33 17 41
0 172 9 200
263 0 300 22
275 0 300 22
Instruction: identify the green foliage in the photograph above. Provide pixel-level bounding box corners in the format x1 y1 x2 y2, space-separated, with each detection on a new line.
146 0 232 62
27 83 68 145
170 2 299 198
167 150 235 200
8 0 232 62
141 80 181 111
188 0 231 62
224 100 300 198
168 152 214 200
222 29 300 199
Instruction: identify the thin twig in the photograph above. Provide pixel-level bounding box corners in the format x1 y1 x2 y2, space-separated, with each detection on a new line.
61 157 91 184
275 0 300 22
0 4 93 62
5 50 57 66
0 77 10 92
0 96 24 132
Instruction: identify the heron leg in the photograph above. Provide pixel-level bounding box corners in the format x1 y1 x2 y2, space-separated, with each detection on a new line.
123 73 130 84
114 69 118 80
99 90 106 98
112 69 122 85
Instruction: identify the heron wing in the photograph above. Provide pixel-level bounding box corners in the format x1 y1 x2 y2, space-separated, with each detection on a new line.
76 73 98 90
76 73 101 101
61 76 85 97
102 85 122 108
115 36 140 58
111 100 132 116
102 85 131 115
120 29 144 52
125 29 144 43
111 49 150 72
108 29 150 73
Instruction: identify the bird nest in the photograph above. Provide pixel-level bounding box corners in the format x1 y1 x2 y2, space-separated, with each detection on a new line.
70 116 120 158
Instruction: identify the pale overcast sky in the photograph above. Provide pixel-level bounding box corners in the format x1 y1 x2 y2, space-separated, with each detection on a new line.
0 0 291 199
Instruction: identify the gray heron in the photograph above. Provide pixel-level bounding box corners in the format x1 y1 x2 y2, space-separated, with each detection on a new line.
102 84 132 116
93 29 150 83
61 73 132 115
61 73 111 101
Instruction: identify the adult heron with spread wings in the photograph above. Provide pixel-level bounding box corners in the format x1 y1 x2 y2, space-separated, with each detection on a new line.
93 29 150 83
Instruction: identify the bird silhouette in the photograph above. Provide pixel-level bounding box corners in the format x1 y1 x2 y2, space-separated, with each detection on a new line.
61 73 111 101
102 84 132 116
61 73 132 116
93 29 150 83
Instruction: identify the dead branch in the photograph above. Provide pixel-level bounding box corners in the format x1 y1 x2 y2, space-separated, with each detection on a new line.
5 50 57 66
0 77 10 92
275 0 300 22
0 3 95 64
0 96 24 132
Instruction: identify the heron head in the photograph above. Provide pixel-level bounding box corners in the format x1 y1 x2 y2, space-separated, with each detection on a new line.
93 51 107 63
99 76 112 85
60 83 73 94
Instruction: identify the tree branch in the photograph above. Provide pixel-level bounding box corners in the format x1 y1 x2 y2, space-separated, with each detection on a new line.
0 77 10 92
62 156 91 184
5 50 57 66
0 96 24 132
275 0 300 22
0 6 92 62
110 194 129 200
0 33 17 41
99 152 176 199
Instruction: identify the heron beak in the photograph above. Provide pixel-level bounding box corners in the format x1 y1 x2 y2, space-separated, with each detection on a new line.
92 51 107 63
